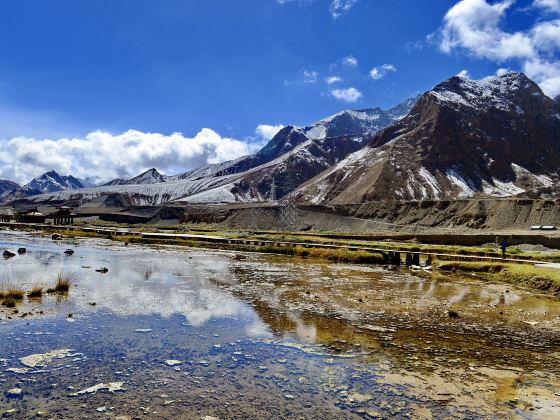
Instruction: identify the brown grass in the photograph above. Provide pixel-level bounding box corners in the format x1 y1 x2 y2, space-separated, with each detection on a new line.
436 261 504 273
27 287 44 298
5 289 24 300
54 271 74 293
435 261 560 295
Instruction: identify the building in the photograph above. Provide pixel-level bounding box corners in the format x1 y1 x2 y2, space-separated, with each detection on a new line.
0 209 13 223
15 208 47 224
50 206 76 225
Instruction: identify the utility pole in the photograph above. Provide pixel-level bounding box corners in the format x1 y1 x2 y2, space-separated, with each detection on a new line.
278 164 298 233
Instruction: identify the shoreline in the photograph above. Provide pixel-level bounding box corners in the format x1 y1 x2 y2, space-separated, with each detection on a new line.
2 226 560 297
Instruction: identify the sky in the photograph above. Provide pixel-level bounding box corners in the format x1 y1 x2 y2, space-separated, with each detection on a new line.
1 0 559 184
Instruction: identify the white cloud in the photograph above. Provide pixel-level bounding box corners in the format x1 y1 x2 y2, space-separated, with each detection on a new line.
329 0 358 19
457 69 471 78
534 0 560 13
0 129 259 185
437 0 560 96
325 76 343 84
255 124 285 141
440 0 533 61
369 64 397 80
302 69 319 83
341 55 359 67
496 67 511 76
330 87 363 102
531 19 560 51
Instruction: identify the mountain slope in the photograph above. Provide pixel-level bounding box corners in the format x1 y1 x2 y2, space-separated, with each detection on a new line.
0 180 22 200
22 171 84 195
103 169 167 186
172 97 420 203
295 72 560 204
21 98 418 205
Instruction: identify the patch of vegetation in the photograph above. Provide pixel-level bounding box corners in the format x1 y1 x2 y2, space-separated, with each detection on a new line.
437 261 505 273
54 272 74 293
501 264 560 295
5 289 24 300
2 297 17 308
435 261 560 295
27 287 44 298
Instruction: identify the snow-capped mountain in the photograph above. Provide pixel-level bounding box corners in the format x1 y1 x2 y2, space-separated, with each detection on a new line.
21 98 417 205
0 180 22 199
104 168 168 186
22 171 84 195
295 72 560 203
300 96 420 140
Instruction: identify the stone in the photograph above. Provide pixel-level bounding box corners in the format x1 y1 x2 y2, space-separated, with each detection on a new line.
3 250 16 258
6 388 22 398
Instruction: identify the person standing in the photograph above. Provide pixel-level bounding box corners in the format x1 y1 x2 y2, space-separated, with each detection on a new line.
500 238 508 259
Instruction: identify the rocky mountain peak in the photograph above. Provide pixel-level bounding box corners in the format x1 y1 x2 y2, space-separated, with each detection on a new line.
427 72 545 113
22 171 84 195
296 72 560 204
126 168 167 185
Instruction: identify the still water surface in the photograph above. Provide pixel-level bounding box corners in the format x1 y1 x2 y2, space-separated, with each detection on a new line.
0 231 559 418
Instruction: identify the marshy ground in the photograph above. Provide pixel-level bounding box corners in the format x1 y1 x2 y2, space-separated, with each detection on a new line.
0 230 559 418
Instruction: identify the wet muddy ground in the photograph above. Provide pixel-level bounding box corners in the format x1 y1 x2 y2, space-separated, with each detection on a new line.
1 230 559 418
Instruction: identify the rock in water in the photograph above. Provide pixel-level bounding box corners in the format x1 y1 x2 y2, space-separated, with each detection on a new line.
17 248 26 254
64 249 74 255
3 250 16 258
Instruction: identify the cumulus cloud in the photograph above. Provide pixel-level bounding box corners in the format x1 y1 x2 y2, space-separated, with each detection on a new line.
534 0 560 12
0 129 259 185
369 64 397 80
325 76 343 84
255 124 285 141
329 0 358 19
330 87 363 102
437 0 560 96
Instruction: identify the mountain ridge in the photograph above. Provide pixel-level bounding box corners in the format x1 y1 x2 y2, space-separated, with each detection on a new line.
295 72 560 204
12 97 418 205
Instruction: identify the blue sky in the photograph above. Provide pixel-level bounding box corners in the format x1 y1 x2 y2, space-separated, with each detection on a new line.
0 0 559 183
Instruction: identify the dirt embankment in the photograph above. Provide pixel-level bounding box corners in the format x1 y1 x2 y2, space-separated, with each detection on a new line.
325 199 560 230
167 199 560 246
8 197 559 245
